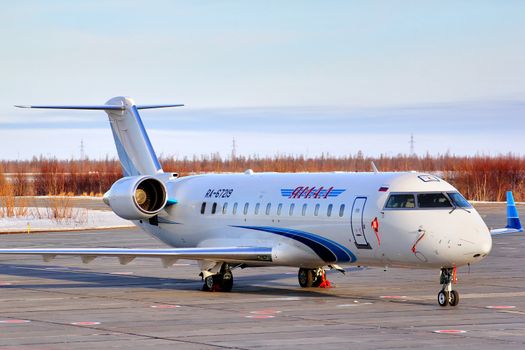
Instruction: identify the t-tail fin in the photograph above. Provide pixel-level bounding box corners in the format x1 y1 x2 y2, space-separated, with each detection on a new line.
105 96 165 176
16 96 183 176
505 191 522 231
491 191 523 235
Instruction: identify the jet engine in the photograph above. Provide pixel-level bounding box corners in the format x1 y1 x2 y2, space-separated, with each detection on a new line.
103 176 167 220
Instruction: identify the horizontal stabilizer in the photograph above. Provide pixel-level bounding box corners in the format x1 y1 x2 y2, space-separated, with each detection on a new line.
491 191 523 235
15 105 125 110
136 104 184 110
15 104 183 110
0 247 273 264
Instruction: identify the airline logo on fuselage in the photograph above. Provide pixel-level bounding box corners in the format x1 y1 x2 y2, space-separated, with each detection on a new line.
281 186 346 199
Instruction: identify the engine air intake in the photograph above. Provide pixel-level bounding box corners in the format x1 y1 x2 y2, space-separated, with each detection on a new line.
135 178 166 214
103 176 168 220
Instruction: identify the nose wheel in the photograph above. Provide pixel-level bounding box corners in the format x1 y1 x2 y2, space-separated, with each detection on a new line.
438 267 459 307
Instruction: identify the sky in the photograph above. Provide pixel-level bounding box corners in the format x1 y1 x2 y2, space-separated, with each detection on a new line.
1 1 524 160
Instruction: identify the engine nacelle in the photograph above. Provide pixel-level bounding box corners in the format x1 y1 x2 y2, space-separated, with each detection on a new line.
103 176 167 220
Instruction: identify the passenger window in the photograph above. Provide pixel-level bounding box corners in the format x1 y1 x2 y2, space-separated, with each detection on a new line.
339 204 345 217
233 202 238 215
266 203 271 215
222 202 228 214
289 203 295 216
314 203 320 216
417 193 452 208
255 203 260 215
277 203 283 216
327 204 333 217
302 203 307 216
200 202 206 214
385 194 416 209
244 202 249 215
211 202 217 214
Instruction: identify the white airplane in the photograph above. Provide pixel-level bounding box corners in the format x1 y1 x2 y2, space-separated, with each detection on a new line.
1 96 522 307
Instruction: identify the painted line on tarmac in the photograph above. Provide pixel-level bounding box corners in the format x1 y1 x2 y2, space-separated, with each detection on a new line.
250 309 282 315
150 304 181 309
71 321 101 326
0 319 31 324
245 315 275 319
433 329 467 334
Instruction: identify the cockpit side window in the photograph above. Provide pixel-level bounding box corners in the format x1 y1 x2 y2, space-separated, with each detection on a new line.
385 194 416 209
448 192 472 208
417 193 452 208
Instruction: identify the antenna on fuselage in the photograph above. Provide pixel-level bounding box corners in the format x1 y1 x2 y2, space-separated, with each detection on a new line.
371 161 379 173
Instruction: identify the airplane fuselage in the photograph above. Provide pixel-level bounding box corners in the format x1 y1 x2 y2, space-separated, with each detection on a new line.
137 171 492 270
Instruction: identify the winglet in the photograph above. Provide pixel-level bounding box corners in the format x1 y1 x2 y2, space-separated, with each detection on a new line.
491 191 523 235
505 191 522 231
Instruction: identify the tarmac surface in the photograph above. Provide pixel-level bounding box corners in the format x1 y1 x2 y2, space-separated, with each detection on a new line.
0 202 524 349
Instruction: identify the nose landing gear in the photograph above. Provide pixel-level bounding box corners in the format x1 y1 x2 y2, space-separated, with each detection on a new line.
437 267 459 307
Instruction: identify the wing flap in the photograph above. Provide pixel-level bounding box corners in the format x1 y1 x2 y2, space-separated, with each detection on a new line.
0 247 272 264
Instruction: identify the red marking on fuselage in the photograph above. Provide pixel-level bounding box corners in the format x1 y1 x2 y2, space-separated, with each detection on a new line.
305 187 316 198
297 186 310 198
314 187 324 199
324 186 334 199
290 187 304 198
411 232 426 253
371 217 380 246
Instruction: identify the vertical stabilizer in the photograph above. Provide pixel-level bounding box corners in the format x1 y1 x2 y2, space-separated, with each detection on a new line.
105 97 162 176
505 191 522 231
15 97 183 176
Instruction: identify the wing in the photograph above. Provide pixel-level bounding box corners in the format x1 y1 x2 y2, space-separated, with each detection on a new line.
490 191 523 235
0 247 272 266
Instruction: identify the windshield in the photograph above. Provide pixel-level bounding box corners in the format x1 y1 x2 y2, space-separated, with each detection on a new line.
417 193 453 208
447 192 472 208
385 194 416 208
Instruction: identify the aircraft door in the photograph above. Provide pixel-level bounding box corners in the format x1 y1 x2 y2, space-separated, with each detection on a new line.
351 197 371 249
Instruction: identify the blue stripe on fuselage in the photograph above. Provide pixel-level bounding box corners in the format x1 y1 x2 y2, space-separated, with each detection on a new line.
232 225 356 263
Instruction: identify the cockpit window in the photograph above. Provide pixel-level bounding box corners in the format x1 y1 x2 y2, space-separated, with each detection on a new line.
417 193 452 208
448 192 472 208
385 194 416 208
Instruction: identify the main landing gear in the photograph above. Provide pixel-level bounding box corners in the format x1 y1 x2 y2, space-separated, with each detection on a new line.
298 267 332 288
201 264 234 292
437 267 459 307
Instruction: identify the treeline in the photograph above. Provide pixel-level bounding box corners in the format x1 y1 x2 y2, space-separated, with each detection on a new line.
0 153 524 201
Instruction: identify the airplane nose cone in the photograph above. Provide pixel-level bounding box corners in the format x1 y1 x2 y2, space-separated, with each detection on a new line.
480 234 492 256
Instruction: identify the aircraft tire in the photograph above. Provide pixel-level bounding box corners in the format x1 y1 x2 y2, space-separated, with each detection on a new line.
220 271 233 292
203 275 215 291
298 268 314 287
449 290 459 306
438 290 449 307
311 271 324 287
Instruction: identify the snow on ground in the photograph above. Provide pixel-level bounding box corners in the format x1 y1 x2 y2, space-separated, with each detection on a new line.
0 207 133 233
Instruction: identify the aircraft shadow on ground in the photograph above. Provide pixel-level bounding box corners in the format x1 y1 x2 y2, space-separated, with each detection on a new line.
0 263 364 298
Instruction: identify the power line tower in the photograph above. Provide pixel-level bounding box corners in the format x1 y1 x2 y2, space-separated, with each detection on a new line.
231 137 237 161
80 139 85 160
409 134 415 156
